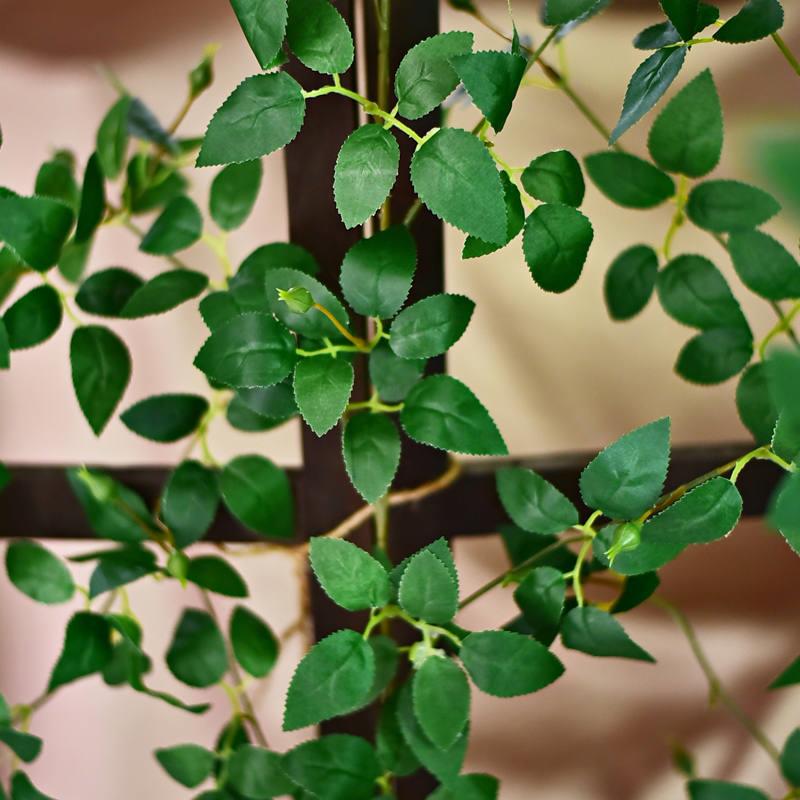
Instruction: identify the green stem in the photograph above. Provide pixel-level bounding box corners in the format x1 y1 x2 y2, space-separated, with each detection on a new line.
662 175 689 260
759 300 800 358
347 393 403 414
771 33 800 78
297 343 364 358
312 302 368 349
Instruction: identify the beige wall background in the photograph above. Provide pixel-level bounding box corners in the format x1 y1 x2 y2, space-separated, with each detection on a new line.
1 1 799 798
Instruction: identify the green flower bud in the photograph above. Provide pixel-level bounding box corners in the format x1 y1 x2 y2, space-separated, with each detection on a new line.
605 521 642 565
167 550 190 586
189 44 219 100
277 286 314 314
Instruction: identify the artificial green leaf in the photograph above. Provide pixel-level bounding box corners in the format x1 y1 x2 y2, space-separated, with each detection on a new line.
343 412 401 503
585 152 675 208
237 383 297 420
124 155 187 214
522 203 593 293
365 635 400 704
5 540 74 604
610 47 686 144
714 0 784 43
220 454 294 538
0 193 74 270
75 153 106 244
612 571 661 613
462 172 525 258
96 95 132 179
412 656 470 750
194 313 297 388
70 325 131 435
283 735 381 800
687 779 769 800
676 327 753 384
210 160 262 231
648 69 723 178
127 98 178 153
766 348 800 424
199 291 242 331
399 549 458 624
88 546 157 597
687 180 781 232
451 50 526 132
334 125 400 229
390 293 474 359
411 128 507 244
634 4 720 48
657 255 748 330
340 225 416 319
9 772 55 800
58 236 91 283
580 418 670 520
521 149 585 207
284 630 375 730
286 0 354 74
736 364 778 444
771 655 800 689
0 730 42 764
780 728 800 786
728 229 800 301
230 605 279 678
660 0 700 41
293 356 354 435
768 471 800 555
604 244 659 321
542 0 602 24
166 609 227 688
3 285 62 350
377 692 421 777
401 375 507 455
228 745 295 799
772 412 800 466
395 31 474 119
35 157 79 211
513 566 566 646
427 774 499 800
197 72 306 167
0 321 8 370
121 394 208 442
460 630 564 696
139 196 203 255
501 525 577 572
496 466 579 535
390 538 458 591
237 243 319 285
310 537 390 610
369 342 425 403
187 555 248 597
0 248 26 307
75 268 143 316
155 744 215 789
561 606 655 661
229 0 288 68
162 461 219 548
49 612 113 690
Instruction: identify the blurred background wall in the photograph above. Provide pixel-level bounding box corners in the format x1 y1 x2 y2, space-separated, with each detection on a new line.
0 1 799 798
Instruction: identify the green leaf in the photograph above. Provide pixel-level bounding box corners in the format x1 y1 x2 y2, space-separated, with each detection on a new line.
462 172 525 258
237 383 298 420
210 160 263 231
340 225 416 319
660 0 700 41
0 320 8 370
58 237 92 284
401 375 507 456
451 50 526 132
365 635 400 704
194 313 297 388
3 286 62 350
542 0 602 24
124 155 187 214
412 656 470 750
96 95 132 179
9 773 55 800
585 152 675 208
0 248 26 307
220 454 294 538
35 157 79 211
88 546 157 597
460 630 564 697
580 418 670 519
284 630 375 730
197 72 306 167
230 605 279 678
687 180 781 232
657 255 748 330
604 244 659 321
334 125 400 229
229 0 288 68
0 730 42 764
187 555 248 597
521 149 585 207
648 69 723 178
395 31 474 119
398 549 458 624
166 609 227 688
497 467 579 535
140 196 203 255
427 774 500 800
121 394 208 442
199 291 242 331
162 461 219 548
377 691 421 777
228 745 295 799
238 241 319 280
369 342 425 403
0 193 74 270
714 0 784 43
70 325 131 435
294 356 354 435
390 538 458 592
49 611 113 690
612 571 661 613
780 728 800 786
310 537 390 610
522 203 594 293
155 744 215 789
562 606 655 661
75 153 106 244
411 128 507 244
283 735 381 800
736 364 778 444
770 655 800 689
676 327 753 384
390 293 474 359
75 267 143 316
5 540 74 604
600 477 743 574
343 412 401 503
768 472 800 555
286 0 354 74
728 229 800 301
610 47 686 144
634 5 720 48
687 779 769 800
767 348 800 424
513 566 566 646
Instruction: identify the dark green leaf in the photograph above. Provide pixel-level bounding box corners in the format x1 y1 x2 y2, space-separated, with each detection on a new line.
521 149 585 207
127 98 178 153
634 4 719 48
35 158 79 211
426 774 500 800
736 363 778 444
166 609 228 688
497 466 579 535
604 244 659 321
772 412 800 466
121 394 208 442
310 537 390 610
686 180 781 232
75 267 143 316
0 193 74 270
542 0 602 24
728 229 800 300
5 540 74 604
155 744 215 788
365 635 399 704
390 293 474 359
140 196 203 255
612 571 661 613
462 173 525 258
687 779 769 800
771 655 800 689
714 0 784 43
230 605 279 678
237 242 319 281
0 320 8 370
49 611 113 690
660 0 700 41
228 744 295 799
9 772 55 800
286 0 354 74
162 461 219 548
390 538 458 592
237 383 297 420
187 555 248 597
412 656 470 750
294 356 354 435
561 606 655 661
676 327 753 384
210 160 262 231
0 730 42 764
97 96 132 179
199 291 242 331
88 546 157 597
124 155 187 214
768 471 800 555
343 412 401 503
780 728 800 786
3 285 62 350
398 549 459 624
585 152 675 208
369 342 425 403
513 566 565 646
0 248 26 307
75 153 106 244
229 0 288 68
376 692 421 777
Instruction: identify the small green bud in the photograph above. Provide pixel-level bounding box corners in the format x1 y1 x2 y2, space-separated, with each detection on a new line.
189 44 219 100
167 550 190 586
408 641 445 669
76 466 116 504
605 521 642 565
277 286 314 314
